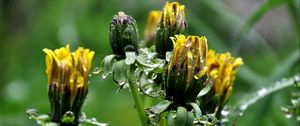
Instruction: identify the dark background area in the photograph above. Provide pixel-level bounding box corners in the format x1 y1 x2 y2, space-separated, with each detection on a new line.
0 0 299 125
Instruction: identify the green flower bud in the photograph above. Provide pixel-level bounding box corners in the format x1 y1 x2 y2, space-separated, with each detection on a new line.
109 11 139 60
156 2 187 58
165 35 208 106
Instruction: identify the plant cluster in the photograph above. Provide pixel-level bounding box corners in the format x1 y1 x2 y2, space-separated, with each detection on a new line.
26 1 299 126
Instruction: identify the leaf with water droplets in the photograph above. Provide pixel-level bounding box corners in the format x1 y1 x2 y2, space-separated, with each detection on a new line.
79 112 108 126
125 52 136 65
26 108 52 125
224 74 299 125
165 51 172 62
136 48 166 71
112 60 129 88
148 100 172 114
96 54 116 79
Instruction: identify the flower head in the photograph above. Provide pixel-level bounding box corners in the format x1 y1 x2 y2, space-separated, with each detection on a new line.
161 2 186 31
165 35 208 105
43 45 94 124
206 50 243 105
143 10 162 46
155 2 187 58
109 11 139 59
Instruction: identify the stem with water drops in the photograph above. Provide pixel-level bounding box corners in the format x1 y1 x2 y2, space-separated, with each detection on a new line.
127 67 148 126
225 73 299 124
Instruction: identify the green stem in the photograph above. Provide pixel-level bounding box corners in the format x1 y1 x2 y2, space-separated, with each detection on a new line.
127 70 148 126
227 74 299 124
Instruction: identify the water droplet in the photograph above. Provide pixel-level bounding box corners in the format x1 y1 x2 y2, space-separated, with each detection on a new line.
62 111 75 123
239 104 248 111
26 108 39 119
150 73 157 80
93 67 101 74
257 88 267 96
102 73 109 79
91 118 97 121
220 118 229 123
291 99 299 105
285 113 292 118
281 107 289 113
238 112 243 116
118 81 126 86
221 110 229 116
80 112 87 120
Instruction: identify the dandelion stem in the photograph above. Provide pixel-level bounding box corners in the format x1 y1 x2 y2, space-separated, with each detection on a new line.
127 69 148 126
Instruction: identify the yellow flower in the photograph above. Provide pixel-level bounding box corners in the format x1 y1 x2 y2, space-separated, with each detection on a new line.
206 50 243 104
162 2 186 29
155 2 187 58
165 34 208 105
43 45 94 123
143 10 161 44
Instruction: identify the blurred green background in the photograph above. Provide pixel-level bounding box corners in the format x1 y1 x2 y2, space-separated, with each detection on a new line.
0 0 299 126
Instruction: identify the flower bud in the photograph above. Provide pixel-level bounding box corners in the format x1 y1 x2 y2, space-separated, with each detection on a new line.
156 2 187 58
43 45 94 125
206 50 243 105
109 11 139 60
143 11 162 47
165 35 208 106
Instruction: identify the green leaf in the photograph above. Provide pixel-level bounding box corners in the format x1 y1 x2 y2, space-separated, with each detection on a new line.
175 107 188 126
167 112 176 126
112 60 129 88
96 54 116 79
185 112 194 126
149 100 172 114
189 103 202 119
125 52 136 65
197 79 213 97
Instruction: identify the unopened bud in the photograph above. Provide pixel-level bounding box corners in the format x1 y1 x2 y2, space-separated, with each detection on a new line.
109 11 139 60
